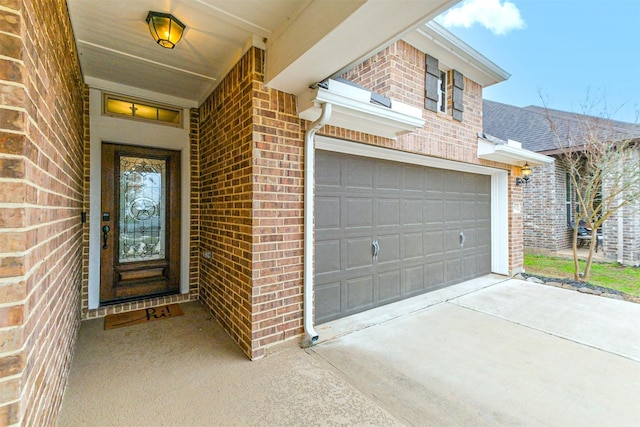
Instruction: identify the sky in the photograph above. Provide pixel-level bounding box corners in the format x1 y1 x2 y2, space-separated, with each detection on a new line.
435 0 640 123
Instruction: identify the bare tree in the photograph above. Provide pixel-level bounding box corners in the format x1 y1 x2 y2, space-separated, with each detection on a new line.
545 107 640 280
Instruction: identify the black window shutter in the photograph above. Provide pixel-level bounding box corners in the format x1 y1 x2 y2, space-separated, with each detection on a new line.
452 70 464 121
425 54 439 112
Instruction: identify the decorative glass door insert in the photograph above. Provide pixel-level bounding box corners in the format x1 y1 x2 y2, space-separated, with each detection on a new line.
119 156 166 262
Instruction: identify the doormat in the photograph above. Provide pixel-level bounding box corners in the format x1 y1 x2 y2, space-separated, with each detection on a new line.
104 304 184 330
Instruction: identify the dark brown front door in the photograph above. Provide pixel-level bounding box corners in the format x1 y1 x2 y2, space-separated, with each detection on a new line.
100 143 181 305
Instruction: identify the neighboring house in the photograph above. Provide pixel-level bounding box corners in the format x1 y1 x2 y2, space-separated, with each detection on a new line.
483 100 640 265
0 2 550 424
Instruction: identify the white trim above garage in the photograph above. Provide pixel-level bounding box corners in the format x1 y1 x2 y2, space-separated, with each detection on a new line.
298 79 425 139
315 136 510 275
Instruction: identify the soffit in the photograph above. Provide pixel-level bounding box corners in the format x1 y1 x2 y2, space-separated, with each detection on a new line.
66 0 460 107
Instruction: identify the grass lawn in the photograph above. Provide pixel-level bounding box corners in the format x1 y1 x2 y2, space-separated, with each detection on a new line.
524 254 640 297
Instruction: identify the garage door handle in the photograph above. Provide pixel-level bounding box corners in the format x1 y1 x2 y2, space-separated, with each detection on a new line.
372 240 380 261
460 231 466 247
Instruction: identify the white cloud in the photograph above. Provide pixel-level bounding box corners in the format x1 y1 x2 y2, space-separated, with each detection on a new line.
439 0 526 35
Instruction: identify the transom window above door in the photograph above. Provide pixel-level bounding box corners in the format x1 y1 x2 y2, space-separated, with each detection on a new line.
102 93 183 128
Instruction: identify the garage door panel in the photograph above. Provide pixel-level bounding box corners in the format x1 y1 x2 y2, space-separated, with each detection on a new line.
346 197 373 229
378 164 402 190
346 158 374 189
316 153 342 187
426 261 445 289
425 230 444 255
404 232 424 259
377 234 400 264
345 276 374 313
478 252 491 275
445 171 463 192
462 252 478 278
445 258 461 284
316 281 341 323
462 200 477 221
316 197 341 230
478 200 491 220
346 237 374 270
425 168 444 192
378 198 400 227
445 200 462 221
403 166 424 191
425 199 444 224
315 150 492 324
403 265 425 296
462 174 478 194
404 199 423 225
461 227 478 250
378 270 402 303
316 239 341 274
444 230 462 251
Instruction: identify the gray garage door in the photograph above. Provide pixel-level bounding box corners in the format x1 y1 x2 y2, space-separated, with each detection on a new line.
315 151 491 324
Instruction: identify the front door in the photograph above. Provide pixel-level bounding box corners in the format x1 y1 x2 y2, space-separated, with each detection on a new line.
100 143 181 304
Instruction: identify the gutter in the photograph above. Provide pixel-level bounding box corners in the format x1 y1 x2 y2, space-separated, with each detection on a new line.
302 102 332 346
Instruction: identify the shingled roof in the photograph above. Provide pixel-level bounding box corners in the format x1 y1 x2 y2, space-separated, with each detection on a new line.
483 100 640 154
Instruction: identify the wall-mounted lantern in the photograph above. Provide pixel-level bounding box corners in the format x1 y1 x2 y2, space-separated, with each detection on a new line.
516 162 532 186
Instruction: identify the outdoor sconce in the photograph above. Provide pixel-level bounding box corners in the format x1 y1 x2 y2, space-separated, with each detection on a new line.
516 162 532 186
146 11 186 49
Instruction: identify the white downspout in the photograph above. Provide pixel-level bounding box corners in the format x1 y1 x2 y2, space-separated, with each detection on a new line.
303 103 332 346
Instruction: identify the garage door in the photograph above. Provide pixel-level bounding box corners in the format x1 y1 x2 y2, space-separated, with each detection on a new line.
315 150 491 324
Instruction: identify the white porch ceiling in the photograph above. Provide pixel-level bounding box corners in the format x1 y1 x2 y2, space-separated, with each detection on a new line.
66 0 460 107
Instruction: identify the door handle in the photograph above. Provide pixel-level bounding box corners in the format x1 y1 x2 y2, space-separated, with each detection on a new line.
372 240 380 261
102 225 110 250
459 231 466 247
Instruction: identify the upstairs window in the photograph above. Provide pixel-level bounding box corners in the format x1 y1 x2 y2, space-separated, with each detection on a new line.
103 93 183 128
425 54 464 121
437 70 447 113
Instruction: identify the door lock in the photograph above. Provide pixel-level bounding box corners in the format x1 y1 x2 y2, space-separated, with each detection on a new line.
102 225 110 249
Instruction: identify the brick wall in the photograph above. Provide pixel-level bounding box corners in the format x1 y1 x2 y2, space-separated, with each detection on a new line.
602 147 640 264
199 49 258 358
523 161 572 252
0 1 84 425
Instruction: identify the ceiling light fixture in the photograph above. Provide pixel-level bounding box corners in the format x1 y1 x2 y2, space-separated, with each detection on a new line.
146 11 186 49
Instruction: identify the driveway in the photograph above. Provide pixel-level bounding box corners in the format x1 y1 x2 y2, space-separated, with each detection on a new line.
309 277 640 426
58 277 640 426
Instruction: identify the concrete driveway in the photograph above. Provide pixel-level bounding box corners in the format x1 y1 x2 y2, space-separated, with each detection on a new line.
58 277 640 426
309 277 640 426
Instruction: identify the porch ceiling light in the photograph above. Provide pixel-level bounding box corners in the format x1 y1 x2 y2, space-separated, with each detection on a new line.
146 11 186 49
516 162 532 186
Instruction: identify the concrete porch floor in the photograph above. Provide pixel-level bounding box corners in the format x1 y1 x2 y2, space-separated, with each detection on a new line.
57 276 640 426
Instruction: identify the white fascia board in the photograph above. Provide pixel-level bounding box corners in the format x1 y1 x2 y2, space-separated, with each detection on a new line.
478 137 555 166
403 21 510 88
298 86 425 139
